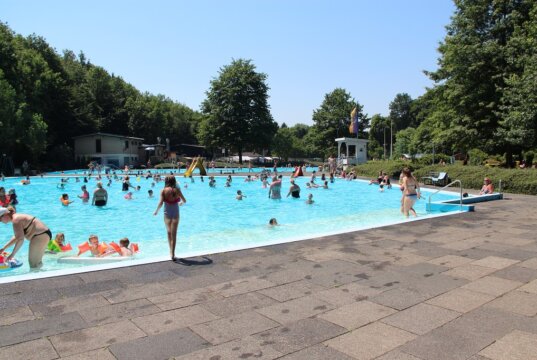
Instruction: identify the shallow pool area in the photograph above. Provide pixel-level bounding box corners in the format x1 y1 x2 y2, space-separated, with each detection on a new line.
0 174 466 282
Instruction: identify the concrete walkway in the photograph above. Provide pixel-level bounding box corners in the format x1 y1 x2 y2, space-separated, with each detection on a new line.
1 193 536 359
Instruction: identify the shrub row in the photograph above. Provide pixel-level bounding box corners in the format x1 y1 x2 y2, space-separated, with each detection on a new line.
353 160 537 195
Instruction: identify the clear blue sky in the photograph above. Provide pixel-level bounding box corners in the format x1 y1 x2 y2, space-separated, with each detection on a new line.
1 0 454 126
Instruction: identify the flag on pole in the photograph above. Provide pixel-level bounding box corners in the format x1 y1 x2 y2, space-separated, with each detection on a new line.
349 107 358 135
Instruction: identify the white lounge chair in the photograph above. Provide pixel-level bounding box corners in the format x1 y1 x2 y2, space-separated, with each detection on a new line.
422 172 448 186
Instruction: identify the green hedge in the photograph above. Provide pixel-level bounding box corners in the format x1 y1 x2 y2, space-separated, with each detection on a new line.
353 160 537 195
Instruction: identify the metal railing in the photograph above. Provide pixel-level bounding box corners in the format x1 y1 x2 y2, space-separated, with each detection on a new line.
427 179 463 212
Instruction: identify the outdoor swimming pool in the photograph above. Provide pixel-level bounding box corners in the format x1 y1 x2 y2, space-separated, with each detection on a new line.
0 173 466 281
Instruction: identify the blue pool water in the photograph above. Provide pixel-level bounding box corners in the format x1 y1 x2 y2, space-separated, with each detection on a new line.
0 174 463 280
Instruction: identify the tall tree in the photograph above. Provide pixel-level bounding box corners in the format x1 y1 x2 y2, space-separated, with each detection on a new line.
311 88 369 157
199 59 277 163
389 93 415 131
424 0 533 157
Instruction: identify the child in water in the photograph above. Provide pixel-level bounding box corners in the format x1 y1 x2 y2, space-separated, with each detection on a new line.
124 192 133 200
60 193 73 206
46 233 67 253
306 193 314 204
269 218 278 226
236 190 246 200
119 237 133 257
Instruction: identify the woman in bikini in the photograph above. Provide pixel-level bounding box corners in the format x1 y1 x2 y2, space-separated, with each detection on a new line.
0 206 52 268
154 175 187 262
401 168 420 218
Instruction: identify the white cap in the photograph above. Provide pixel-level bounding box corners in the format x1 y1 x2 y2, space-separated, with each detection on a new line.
0 207 8 217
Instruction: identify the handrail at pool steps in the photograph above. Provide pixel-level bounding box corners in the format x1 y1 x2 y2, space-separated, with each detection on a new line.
427 179 463 212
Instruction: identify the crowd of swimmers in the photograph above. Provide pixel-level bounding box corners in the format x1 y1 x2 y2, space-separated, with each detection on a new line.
0 163 496 269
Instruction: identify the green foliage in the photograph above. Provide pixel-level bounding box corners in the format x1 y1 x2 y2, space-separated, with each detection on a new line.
468 148 489 166
409 0 537 161
354 160 537 195
389 93 415 131
311 88 370 157
524 150 535 166
0 22 201 168
199 59 277 163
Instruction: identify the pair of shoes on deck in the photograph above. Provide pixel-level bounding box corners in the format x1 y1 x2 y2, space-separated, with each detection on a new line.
172 257 190 266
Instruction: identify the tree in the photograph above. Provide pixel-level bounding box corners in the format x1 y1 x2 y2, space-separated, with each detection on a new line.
311 88 369 157
424 0 534 158
496 1 537 154
368 114 391 159
199 59 277 163
389 93 415 131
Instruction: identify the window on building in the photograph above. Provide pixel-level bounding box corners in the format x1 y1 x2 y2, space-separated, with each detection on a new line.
96 139 101 153
125 140 129 149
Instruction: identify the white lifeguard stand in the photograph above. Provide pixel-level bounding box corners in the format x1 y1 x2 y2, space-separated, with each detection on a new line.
335 137 368 168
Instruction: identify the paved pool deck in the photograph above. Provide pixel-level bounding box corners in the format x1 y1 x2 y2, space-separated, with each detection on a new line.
1 191 537 359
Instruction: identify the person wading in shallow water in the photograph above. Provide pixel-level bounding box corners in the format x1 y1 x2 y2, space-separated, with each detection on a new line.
154 175 186 262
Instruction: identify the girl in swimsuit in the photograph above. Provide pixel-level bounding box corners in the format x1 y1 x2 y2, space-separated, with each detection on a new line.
154 175 187 262
401 168 420 217
0 206 52 268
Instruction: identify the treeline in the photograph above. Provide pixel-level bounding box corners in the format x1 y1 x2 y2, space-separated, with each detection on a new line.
0 22 201 167
367 0 537 166
2 0 537 169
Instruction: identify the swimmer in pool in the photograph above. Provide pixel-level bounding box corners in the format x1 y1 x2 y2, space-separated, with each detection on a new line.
78 185 90 202
236 190 246 200
60 194 73 206
119 237 133 257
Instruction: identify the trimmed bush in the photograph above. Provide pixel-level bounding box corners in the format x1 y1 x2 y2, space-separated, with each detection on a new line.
353 161 537 195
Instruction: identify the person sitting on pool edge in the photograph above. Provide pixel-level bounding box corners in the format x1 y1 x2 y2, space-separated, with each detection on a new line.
479 177 494 195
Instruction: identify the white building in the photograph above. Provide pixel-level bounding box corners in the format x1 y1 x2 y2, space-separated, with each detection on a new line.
335 137 369 167
73 133 144 168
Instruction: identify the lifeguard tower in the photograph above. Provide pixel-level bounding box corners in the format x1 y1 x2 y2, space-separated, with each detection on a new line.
335 137 368 169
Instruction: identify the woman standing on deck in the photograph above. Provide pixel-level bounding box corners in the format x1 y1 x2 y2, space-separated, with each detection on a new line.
154 175 186 262
0 206 52 268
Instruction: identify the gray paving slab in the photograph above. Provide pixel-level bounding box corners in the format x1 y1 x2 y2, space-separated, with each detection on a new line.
200 292 278 317
29 294 109 317
493 265 537 283
78 298 161 325
49 320 146 357
400 307 537 360
0 288 61 310
255 296 334 324
173 336 284 359
0 306 35 326
190 311 279 345
57 279 125 297
0 338 58 360
131 304 219 335
277 344 355 360
58 348 116 360
0 312 87 347
254 318 346 354
109 328 209 360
